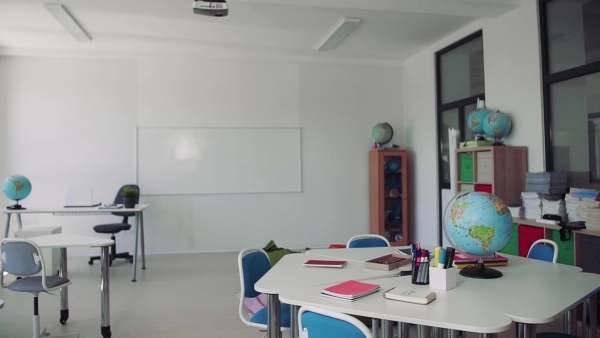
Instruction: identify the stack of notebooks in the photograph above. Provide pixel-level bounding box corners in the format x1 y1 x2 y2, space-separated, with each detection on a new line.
540 195 567 222
567 187 599 223
303 259 347 268
576 198 600 231
521 192 541 220
321 280 380 301
364 254 410 271
524 172 568 195
452 253 508 269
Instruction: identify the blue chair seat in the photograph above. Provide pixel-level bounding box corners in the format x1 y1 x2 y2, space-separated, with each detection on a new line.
8 276 70 292
250 303 292 328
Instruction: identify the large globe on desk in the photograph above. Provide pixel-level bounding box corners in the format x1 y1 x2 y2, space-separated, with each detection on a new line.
372 122 393 145
443 191 513 279
483 110 512 144
3 174 32 209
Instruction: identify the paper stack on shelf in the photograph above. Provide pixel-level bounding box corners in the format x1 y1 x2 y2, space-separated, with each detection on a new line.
565 193 582 222
524 172 568 195
540 195 567 222
521 192 541 220
576 198 600 231
508 205 524 218
567 187 599 222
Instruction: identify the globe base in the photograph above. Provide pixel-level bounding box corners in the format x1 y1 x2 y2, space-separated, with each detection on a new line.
6 203 25 210
459 262 503 279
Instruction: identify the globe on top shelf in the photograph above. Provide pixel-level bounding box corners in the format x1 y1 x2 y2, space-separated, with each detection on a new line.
372 122 399 149
3 174 32 210
464 99 513 147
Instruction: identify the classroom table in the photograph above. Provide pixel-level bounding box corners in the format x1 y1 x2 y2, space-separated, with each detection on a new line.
30 234 114 338
255 249 403 338
273 251 600 338
3 204 148 282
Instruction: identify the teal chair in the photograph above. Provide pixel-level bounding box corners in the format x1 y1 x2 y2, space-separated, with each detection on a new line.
299 305 374 338
347 234 390 248
237 248 290 336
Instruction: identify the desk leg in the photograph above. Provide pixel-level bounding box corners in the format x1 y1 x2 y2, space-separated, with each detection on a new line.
584 294 598 338
479 334 497 338
139 212 146 269
266 293 282 338
3 214 11 239
399 322 410 338
517 323 536 338
564 309 575 335
417 325 430 338
132 213 140 282
100 246 111 338
290 305 299 338
382 320 394 338
59 248 69 324
448 329 460 338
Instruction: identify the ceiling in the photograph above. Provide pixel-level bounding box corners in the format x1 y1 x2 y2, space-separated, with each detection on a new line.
0 0 521 65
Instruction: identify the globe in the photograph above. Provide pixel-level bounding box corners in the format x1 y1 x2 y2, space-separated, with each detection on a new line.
3 174 32 210
443 191 513 279
467 106 490 136
483 110 512 144
372 122 393 145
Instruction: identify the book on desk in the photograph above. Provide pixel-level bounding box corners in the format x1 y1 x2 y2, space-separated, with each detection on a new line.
320 280 380 301
364 254 410 271
303 259 347 268
383 287 436 305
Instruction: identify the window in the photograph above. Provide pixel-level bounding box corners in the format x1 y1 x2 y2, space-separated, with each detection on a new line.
540 0 600 188
435 31 485 190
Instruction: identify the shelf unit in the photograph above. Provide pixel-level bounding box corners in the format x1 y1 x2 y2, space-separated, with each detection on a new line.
369 149 408 246
456 146 527 206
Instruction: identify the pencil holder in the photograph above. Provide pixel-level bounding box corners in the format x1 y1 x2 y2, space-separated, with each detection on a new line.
411 261 430 285
428 266 457 290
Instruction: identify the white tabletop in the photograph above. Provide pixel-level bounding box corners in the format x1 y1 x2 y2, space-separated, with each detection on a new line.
307 247 408 262
29 234 114 248
4 204 149 214
255 253 401 294
280 275 514 334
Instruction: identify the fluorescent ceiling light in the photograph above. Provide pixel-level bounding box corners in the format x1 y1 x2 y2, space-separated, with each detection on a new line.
43 3 91 42
316 17 361 52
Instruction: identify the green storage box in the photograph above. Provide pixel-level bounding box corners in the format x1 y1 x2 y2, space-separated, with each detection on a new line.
459 152 474 182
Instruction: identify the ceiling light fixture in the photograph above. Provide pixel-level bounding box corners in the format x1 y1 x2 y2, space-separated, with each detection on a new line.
315 17 361 52
43 3 91 42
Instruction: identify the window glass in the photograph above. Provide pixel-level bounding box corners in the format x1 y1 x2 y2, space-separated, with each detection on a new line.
440 37 484 104
549 72 600 186
546 0 600 73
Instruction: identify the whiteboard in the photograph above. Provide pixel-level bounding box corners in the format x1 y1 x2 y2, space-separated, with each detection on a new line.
136 127 302 195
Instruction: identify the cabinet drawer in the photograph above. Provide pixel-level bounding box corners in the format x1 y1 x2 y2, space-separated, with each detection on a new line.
580 234 600 274
552 230 574 265
459 153 473 182
518 225 544 257
476 151 492 182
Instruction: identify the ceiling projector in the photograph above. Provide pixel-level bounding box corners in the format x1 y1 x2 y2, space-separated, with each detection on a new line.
193 0 228 17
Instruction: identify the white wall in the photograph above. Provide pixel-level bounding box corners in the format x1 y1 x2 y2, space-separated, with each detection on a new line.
0 56 402 254
403 0 545 247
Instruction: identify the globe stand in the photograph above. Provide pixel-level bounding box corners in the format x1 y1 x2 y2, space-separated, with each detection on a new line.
459 261 503 279
6 200 25 210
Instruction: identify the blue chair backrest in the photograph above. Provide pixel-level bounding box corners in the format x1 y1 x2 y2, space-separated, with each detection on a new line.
301 311 369 338
348 238 388 248
1 240 42 276
241 250 271 298
528 244 555 262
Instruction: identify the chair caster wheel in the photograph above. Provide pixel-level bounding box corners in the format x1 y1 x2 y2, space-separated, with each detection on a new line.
60 309 69 324
60 318 67 324
88 260 93 265
129 258 133 263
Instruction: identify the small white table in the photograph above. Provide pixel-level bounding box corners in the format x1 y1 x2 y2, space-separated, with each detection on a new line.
3 204 148 282
255 250 403 338
31 234 114 338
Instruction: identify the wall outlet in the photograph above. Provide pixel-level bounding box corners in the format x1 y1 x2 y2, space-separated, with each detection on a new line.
21 219 39 227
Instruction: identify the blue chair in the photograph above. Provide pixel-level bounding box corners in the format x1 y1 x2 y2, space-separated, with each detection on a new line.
1 238 78 338
237 248 290 335
527 239 558 263
347 234 390 248
299 305 374 338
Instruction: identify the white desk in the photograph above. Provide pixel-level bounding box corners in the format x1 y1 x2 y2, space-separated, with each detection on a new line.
3 204 148 282
31 234 114 338
255 250 403 338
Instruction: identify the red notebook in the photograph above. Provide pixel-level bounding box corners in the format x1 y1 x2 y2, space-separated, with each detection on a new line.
321 280 380 301
303 259 347 268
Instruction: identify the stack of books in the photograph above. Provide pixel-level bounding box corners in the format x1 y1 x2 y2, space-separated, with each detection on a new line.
508 205 524 218
524 172 568 195
576 198 600 231
521 192 541 220
364 254 410 271
320 280 380 301
567 188 599 222
540 195 567 222
452 253 508 269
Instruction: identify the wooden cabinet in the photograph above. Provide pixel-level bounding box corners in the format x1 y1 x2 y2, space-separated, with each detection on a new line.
456 146 527 206
369 149 408 246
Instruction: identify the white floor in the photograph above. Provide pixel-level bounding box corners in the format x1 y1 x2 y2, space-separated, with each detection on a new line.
0 251 579 338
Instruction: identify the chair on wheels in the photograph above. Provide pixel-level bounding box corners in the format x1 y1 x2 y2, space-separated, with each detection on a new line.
238 248 290 336
1 238 79 338
527 239 558 263
347 234 390 248
299 305 374 338
89 184 139 266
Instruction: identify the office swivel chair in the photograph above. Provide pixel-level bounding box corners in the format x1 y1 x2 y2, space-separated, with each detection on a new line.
346 234 390 248
238 248 290 336
1 238 79 338
299 305 374 338
88 184 139 266
527 239 558 263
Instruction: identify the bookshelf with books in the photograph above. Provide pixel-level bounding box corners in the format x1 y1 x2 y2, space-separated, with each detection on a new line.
455 146 527 206
369 149 409 246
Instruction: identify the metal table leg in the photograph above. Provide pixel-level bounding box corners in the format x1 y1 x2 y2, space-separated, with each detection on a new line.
266 293 282 338
100 246 111 338
517 323 536 338
382 320 394 338
290 305 299 338
139 212 146 270
59 248 69 324
132 213 140 282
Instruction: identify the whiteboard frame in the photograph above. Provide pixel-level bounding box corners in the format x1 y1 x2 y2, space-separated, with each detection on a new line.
135 127 302 195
